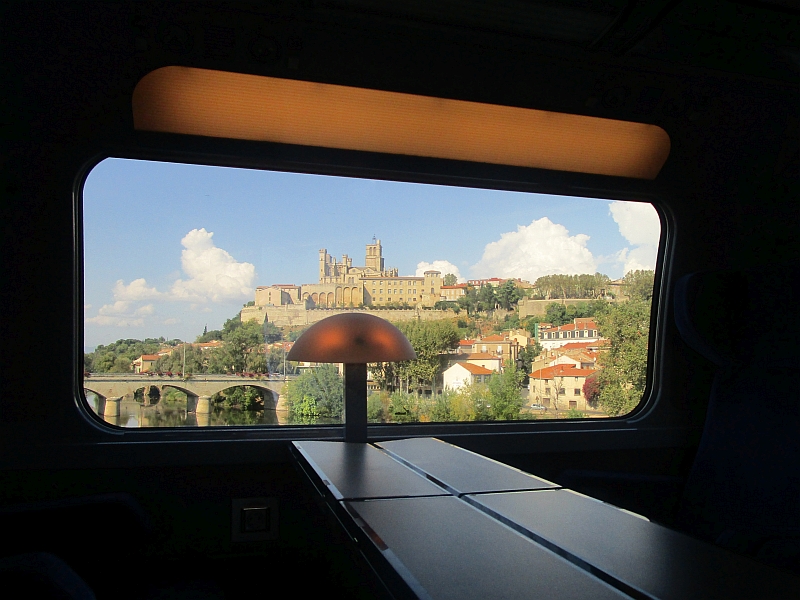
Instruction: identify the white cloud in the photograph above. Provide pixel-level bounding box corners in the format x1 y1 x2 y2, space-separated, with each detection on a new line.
609 202 660 246
189 303 213 313
87 228 254 336
98 301 131 315
113 278 162 301
85 315 144 327
106 228 255 305
134 304 155 316
169 228 255 302
613 246 658 275
88 301 149 327
84 304 92 311
415 261 464 282
609 202 660 274
471 217 597 281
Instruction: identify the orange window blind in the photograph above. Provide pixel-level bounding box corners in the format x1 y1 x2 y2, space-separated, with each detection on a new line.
133 66 670 180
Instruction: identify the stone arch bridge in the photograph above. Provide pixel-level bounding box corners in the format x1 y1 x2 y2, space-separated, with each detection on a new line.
83 374 293 418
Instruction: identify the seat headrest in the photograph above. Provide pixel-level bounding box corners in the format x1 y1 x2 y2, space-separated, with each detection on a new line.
674 263 800 367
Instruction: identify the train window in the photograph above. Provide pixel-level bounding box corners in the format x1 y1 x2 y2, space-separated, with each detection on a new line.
82 158 661 428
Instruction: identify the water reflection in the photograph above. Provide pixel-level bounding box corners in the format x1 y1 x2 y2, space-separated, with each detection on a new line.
84 393 281 428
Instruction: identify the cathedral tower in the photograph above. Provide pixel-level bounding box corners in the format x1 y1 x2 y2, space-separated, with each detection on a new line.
365 237 384 272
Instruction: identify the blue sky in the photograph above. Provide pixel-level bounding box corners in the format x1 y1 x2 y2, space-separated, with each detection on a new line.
83 158 660 350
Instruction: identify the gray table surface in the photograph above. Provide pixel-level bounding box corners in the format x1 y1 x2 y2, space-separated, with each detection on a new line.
293 440 446 500
345 495 626 600
378 437 558 495
468 489 800 599
293 439 800 599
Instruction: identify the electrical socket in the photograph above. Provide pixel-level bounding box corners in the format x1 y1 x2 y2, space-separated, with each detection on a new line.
231 497 278 542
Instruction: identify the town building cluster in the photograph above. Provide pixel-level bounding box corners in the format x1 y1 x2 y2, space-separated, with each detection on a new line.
131 340 224 373
442 323 607 413
158 239 613 413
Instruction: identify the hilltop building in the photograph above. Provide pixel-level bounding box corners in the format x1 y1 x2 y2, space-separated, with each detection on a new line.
244 240 443 322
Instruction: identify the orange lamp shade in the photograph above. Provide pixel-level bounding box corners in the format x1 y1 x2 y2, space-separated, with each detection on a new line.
286 313 416 364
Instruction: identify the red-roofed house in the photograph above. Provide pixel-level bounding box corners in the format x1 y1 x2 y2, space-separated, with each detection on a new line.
470 334 521 362
539 319 603 350
440 284 468 301
132 354 160 373
467 277 505 287
195 340 224 351
529 363 597 411
548 351 598 370
443 362 494 390
457 339 476 353
449 352 503 373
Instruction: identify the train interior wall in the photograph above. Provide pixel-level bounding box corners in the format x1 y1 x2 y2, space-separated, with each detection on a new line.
2 1 798 596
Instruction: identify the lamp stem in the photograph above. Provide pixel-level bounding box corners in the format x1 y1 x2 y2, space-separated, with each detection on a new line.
343 363 368 443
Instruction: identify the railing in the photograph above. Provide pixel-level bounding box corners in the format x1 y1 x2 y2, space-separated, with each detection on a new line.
84 373 298 381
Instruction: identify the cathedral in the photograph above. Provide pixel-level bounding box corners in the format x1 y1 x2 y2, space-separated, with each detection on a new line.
252 238 442 309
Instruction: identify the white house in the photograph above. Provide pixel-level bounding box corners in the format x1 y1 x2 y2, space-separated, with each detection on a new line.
443 362 494 391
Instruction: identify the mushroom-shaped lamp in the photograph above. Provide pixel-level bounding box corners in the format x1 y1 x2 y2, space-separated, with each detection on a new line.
286 313 416 442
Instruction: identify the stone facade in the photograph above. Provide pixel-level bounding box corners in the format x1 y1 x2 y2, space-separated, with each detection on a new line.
528 363 596 411
241 240 444 325
241 305 453 328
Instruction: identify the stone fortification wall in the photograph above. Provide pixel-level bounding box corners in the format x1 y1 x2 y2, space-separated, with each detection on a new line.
518 298 598 318
241 305 453 327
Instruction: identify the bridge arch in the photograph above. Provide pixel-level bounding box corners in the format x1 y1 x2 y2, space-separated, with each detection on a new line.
81 375 287 412
83 385 106 401
215 383 278 407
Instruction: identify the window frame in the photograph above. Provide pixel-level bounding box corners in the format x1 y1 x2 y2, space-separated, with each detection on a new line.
74 130 671 443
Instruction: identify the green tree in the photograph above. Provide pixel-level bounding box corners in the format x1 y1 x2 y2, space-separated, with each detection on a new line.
367 392 387 422
495 280 523 310
112 355 133 373
457 285 479 316
283 365 343 423
196 329 223 342
222 312 243 336
153 344 206 375
206 345 236 374
213 386 264 410
595 299 651 416
623 270 655 302
545 303 568 326
262 321 283 343
443 273 458 286
496 313 521 332
388 390 422 423
517 343 542 384
433 300 460 312
477 284 498 312
534 273 612 300
287 327 309 342
222 320 264 372
85 338 164 373
486 360 525 420
373 320 460 394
